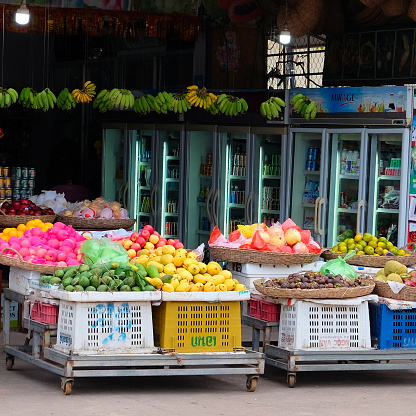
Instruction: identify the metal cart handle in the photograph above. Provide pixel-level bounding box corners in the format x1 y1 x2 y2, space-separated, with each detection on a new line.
150 185 157 217
205 187 215 224
213 189 219 225
356 199 364 236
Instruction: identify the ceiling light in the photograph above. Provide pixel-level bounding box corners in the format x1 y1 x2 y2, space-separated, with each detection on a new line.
15 0 30 25
279 28 291 45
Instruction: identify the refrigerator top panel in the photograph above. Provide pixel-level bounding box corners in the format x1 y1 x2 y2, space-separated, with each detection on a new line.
289 86 411 126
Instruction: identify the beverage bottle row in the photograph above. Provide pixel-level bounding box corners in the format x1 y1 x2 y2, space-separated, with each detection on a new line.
165 221 178 236
340 148 360 175
262 186 280 210
140 196 151 213
263 153 281 176
305 147 320 171
166 200 178 213
229 186 245 204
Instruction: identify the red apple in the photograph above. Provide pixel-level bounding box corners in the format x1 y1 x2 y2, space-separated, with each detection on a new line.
12 201 21 210
143 224 154 234
167 239 176 245
156 240 167 248
174 242 184 249
21 198 30 205
131 243 141 252
136 236 146 247
141 229 150 240
130 232 140 242
153 231 160 237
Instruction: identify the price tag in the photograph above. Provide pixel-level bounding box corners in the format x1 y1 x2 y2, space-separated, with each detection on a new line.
387 280 406 294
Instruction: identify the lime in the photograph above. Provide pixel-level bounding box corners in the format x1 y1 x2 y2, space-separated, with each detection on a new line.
375 247 384 255
339 245 348 253
348 243 356 250
377 242 386 249
344 229 353 239
360 240 367 247
386 241 394 250
391 247 399 256
363 233 373 242
347 238 355 245
332 245 339 252
371 236 379 243
398 249 406 256
369 240 378 248
379 237 387 243
364 246 374 255
355 244 364 251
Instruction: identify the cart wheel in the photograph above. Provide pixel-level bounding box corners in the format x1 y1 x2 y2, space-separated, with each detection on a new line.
288 374 296 388
246 376 258 392
61 380 74 395
6 356 14 371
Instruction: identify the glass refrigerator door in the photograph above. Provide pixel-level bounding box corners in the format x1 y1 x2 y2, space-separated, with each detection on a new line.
158 128 184 240
327 129 368 248
251 128 284 226
289 129 329 245
130 127 155 231
218 127 249 237
102 127 127 205
367 128 410 248
184 127 217 250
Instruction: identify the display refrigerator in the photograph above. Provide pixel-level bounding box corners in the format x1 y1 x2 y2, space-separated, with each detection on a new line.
288 86 413 249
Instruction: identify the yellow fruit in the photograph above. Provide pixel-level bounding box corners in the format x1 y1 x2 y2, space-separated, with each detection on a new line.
155 246 164 256
207 261 222 275
204 281 216 292
162 245 176 255
160 272 165 277
175 281 191 292
151 256 161 263
194 282 204 291
379 237 387 243
210 274 225 285
218 270 232 279
161 283 174 293
176 267 187 274
234 283 246 291
197 262 207 273
178 269 193 282
355 244 364 252
186 251 197 259
398 249 406 256
163 263 176 275
368 240 377 248
160 254 173 265
390 247 399 255
131 255 149 267
377 242 386 249
383 249 388 255
138 249 150 256
360 240 367 247
187 264 200 275
216 283 227 291
193 273 209 284
189 284 200 292
150 277 163 289
284 228 301 246
175 248 188 257
170 277 180 289
339 245 348 253
184 258 199 268
147 260 164 273
356 250 364 255
232 278 240 285
371 236 379 243
347 243 356 250
173 256 185 267
364 246 374 255
375 247 384 255
347 238 355 245
363 233 373 242
354 234 363 242
386 241 394 250
223 278 236 291
149 253 157 259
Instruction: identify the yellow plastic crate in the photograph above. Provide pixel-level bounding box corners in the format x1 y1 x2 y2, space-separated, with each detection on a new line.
153 301 242 353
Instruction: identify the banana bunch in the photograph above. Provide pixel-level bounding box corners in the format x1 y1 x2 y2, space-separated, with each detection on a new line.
207 100 219 115
217 94 248 116
19 87 36 109
186 85 217 110
92 89 113 113
57 87 78 110
291 93 317 121
19 87 56 111
171 93 191 113
133 94 155 115
108 88 135 110
72 81 96 103
0 87 18 108
260 96 286 120
153 91 173 114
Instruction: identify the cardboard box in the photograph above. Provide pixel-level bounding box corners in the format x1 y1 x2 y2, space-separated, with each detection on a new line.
1 293 18 328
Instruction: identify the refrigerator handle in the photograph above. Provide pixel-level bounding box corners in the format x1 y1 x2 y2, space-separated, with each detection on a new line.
314 197 321 235
205 187 215 224
117 182 125 205
212 189 219 225
150 185 157 217
245 192 253 225
356 199 364 235
318 197 325 236
123 182 128 208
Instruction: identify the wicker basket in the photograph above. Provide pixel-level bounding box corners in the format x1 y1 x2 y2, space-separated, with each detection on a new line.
320 248 416 267
253 277 375 299
287 9 309 38
296 0 323 30
381 0 410 17
0 247 67 274
372 279 416 301
56 215 136 230
209 246 321 265
0 213 56 228
359 0 386 7
408 0 416 20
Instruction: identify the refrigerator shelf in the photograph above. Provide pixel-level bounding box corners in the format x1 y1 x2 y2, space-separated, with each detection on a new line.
229 175 246 180
140 161 151 166
166 178 179 182
164 213 179 217
378 175 401 181
228 203 245 208
376 208 400 214
139 186 150 190
303 170 320 176
199 174 212 179
262 175 281 180
338 208 358 213
166 156 180 161
340 174 360 180
302 203 315 208
196 230 211 235
198 202 207 207
262 209 280 214
137 212 151 216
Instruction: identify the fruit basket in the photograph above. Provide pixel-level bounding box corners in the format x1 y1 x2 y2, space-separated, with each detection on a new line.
320 248 416 267
0 247 67 274
0 212 56 228
55 215 136 230
253 275 375 299
372 280 416 302
209 246 321 266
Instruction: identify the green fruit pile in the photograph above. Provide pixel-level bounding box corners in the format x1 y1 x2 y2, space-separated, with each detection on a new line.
45 262 155 292
331 232 408 257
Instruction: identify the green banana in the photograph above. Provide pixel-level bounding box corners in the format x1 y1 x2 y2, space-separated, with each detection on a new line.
291 93 304 104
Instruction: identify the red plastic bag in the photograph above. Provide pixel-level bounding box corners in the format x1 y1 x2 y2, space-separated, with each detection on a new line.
300 230 311 244
239 243 252 249
305 240 322 253
229 230 242 242
251 230 266 250
264 243 281 252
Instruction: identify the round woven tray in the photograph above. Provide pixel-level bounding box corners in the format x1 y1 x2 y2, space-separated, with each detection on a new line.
56 215 136 230
320 248 416 267
209 246 321 265
0 214 56 228
372 279 416 301
0 247 67 274
253 277 375 299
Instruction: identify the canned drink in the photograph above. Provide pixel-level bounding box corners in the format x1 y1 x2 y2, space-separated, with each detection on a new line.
4 177 11 188
29 167 36 178
0 188 5 198
312 148 318 161
207 153 213 165
0 178 4 187
13 178 21 188
14 166 21 178
28 179 35 188
13 190 20 201
239 154 244 166
2 166 9 177
5 188 12 198
21 167 28 178
208 166 213 176
307 147 313 160
21 179 28 188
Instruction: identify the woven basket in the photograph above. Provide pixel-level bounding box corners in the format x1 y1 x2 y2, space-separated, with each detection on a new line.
381 0 410 17
320 248 416 267
0 247 67 274
253 277 375 299
0 213 56 228
359 0 386 7
287 9 309 38
408 0 416 20
296 0 323 30
209 246 321 265
373 279 416 301
56 215 136 230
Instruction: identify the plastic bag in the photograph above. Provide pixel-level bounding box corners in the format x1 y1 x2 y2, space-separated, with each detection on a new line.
79 237 129 266
209 226 228 247
319 250 357 279
251 230 266 250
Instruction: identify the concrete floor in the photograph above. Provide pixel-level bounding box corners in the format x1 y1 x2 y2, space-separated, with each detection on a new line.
2 329 416 416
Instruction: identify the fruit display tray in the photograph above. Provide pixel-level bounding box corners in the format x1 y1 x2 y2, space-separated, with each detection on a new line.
55 215 136 230
0 214 56 228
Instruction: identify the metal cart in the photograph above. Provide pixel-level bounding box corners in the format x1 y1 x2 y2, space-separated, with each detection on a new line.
3 288 265 395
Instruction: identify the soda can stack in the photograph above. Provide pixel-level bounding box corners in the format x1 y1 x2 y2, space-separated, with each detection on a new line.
11 167 36 201
0 166 12 203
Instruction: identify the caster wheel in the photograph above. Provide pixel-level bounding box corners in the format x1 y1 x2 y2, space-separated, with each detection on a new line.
246 377 258 392
62 380 73 395
6 356 14 371
288 374 296 388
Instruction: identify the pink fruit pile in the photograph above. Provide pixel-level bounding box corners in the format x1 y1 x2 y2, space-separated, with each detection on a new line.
1 199 55 216
0 222 86 266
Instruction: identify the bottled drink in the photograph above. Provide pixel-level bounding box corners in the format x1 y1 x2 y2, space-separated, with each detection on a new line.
352 150 359 174
340 148 347 174
346 150 353 174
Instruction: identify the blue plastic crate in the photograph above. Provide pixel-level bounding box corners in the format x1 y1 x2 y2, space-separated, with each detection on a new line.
369 303 416 349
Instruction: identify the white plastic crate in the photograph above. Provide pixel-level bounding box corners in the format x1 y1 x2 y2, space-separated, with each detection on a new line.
278 299 371 350
53 292 158 355
8 267 42 295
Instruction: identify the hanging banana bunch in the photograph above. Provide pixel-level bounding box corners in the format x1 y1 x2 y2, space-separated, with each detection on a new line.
260 96 286 120
72 81 96 103
56 88 78 110
291 93 317 121
216 94 248 116
0 87 18 108
186 85 217 110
